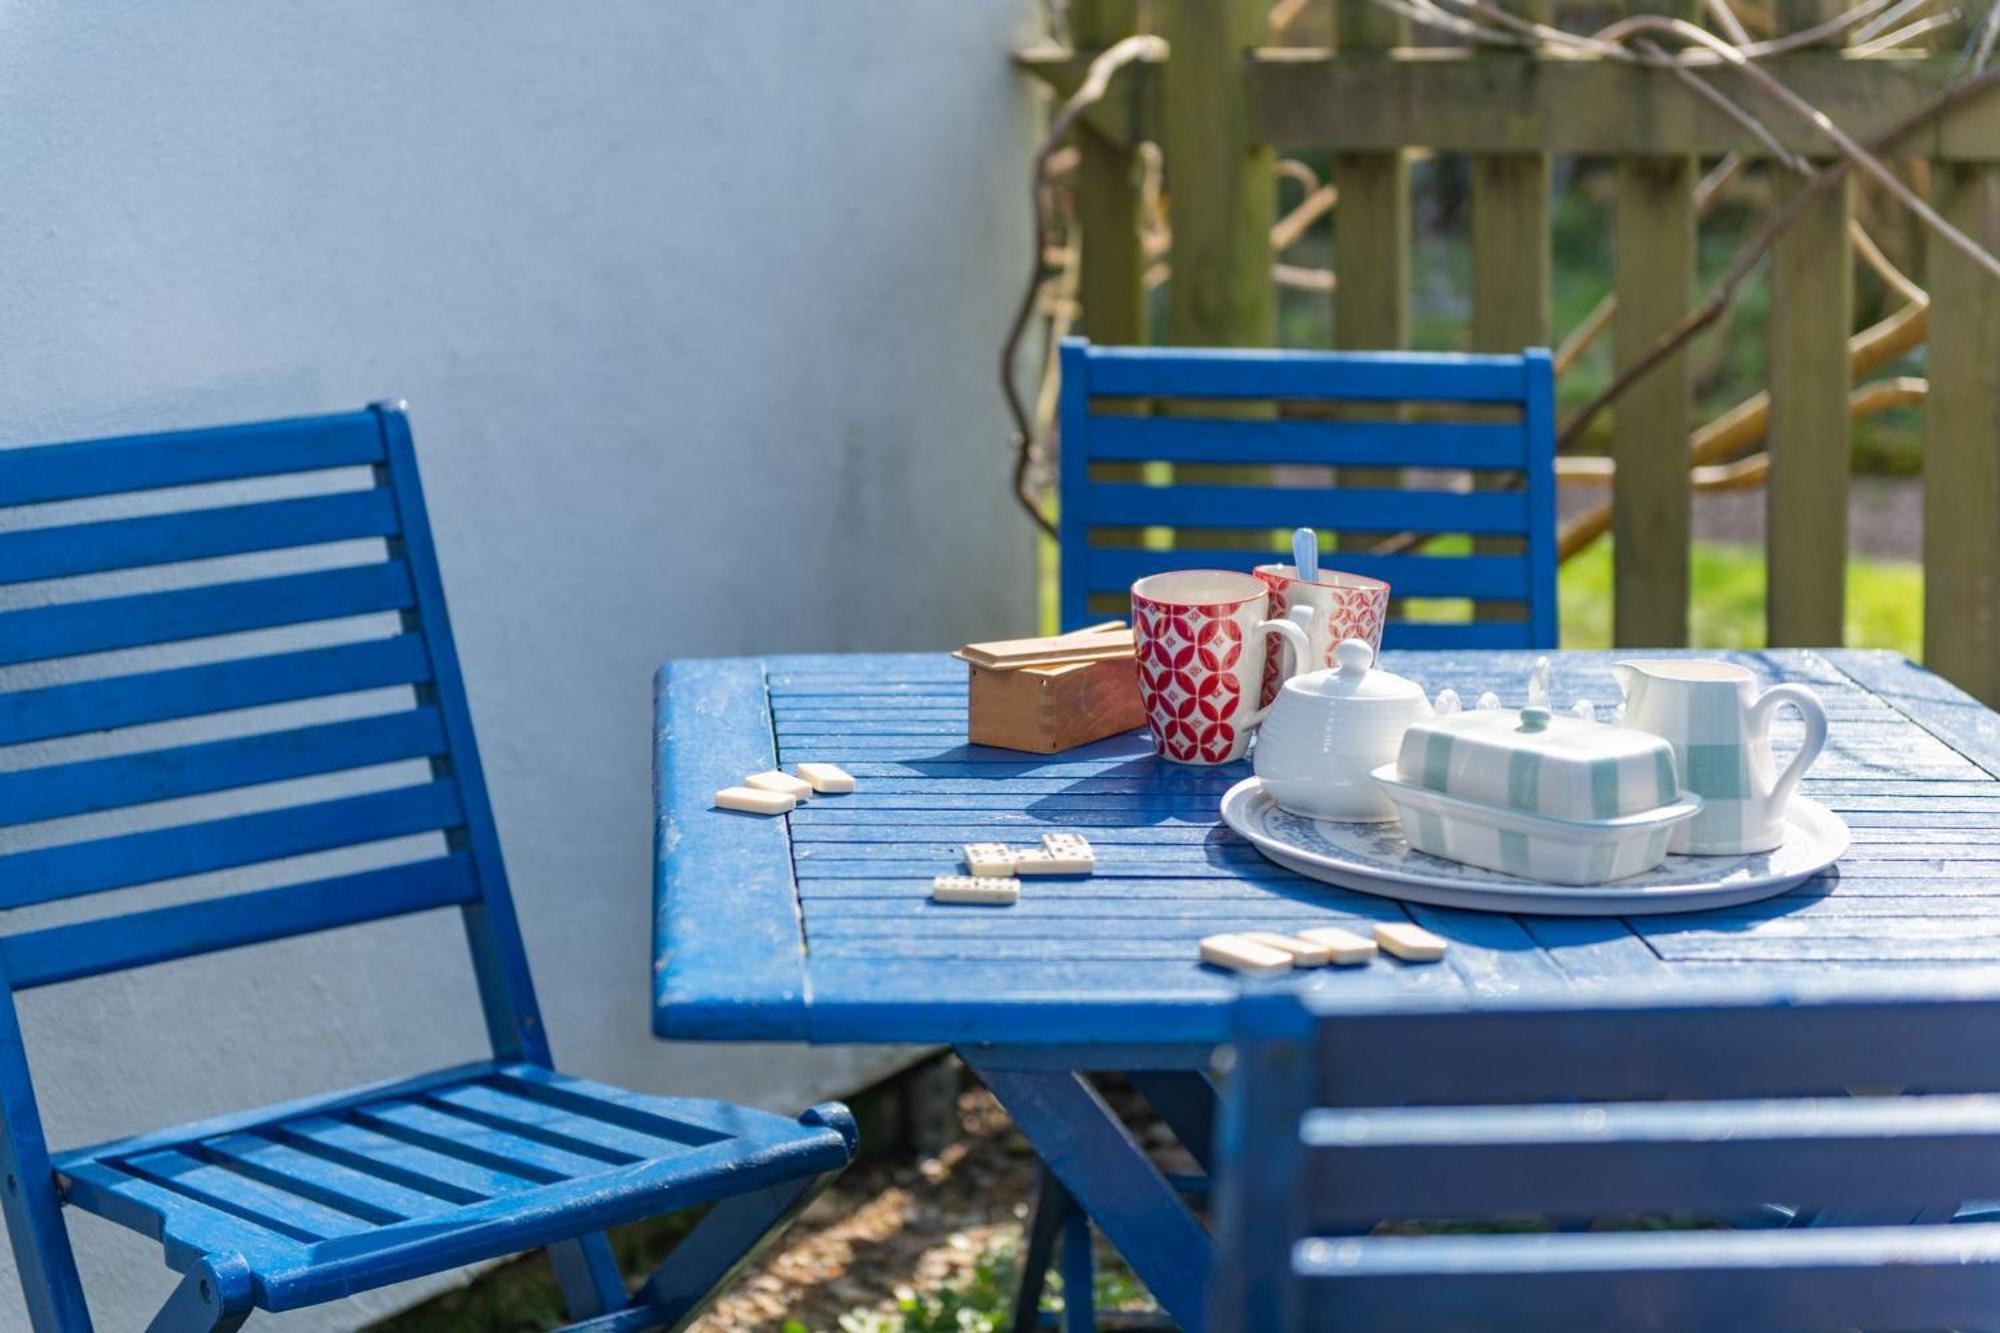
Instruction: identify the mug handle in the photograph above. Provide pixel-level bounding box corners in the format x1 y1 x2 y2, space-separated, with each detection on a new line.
1750 683 1828 813
1241 605 1315 729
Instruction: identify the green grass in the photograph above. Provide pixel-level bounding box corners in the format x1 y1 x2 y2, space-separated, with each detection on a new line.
1555 539 1922 656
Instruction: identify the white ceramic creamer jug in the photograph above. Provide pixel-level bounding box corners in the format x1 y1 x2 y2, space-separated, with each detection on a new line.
1613 659 1827 854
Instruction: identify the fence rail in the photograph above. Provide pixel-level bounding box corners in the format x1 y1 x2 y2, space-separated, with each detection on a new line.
1019 0 2000 705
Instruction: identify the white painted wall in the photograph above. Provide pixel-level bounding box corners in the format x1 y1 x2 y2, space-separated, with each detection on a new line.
0 3 1039 1326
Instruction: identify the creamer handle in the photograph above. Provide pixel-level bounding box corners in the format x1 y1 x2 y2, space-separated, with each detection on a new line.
1751 683 1828 812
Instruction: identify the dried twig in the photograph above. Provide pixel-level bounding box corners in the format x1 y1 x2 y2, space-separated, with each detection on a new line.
1000 34 1168 537
1559 60 2000 452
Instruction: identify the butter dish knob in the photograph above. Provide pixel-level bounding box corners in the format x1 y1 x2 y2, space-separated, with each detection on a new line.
1332 638 1374 677
1518 705 1553 733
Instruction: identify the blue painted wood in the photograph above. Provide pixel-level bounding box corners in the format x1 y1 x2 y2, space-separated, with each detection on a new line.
0 489 400 585
653 657 811 1042
1082 416 1530 469
968 1061 1212 1331
0 635 433 748
0 407 853 1330
0 780 467 910
1076 345 1533 402
1086 548 1535 598
1084 482 1529 533
0 708 448 828
1288 1223 2000 1332
657 644 2000 1330
1213 980 2000 1331
0 854 481 990
0 411 382 506
1056 338 1559 648
0 561 416 667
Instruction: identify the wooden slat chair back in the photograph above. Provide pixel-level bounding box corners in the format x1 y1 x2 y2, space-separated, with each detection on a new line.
1057 338 1558 649
1211 981 2000 1332
0 405 853 1331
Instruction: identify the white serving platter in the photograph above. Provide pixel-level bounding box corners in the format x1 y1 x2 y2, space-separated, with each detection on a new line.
1220 776 1850 916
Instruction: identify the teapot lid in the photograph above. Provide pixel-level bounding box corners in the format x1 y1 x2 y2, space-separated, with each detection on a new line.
1286 639 1426 705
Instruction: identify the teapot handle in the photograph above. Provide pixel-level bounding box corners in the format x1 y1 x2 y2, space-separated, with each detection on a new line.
1242 605 1314 729
1750 683 1827 812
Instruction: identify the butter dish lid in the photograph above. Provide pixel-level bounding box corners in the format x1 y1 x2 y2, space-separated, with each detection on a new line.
1395 705 1682 822
1284 638 1425 706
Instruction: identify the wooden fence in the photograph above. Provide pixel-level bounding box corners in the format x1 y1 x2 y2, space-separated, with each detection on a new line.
1019 0 2000 705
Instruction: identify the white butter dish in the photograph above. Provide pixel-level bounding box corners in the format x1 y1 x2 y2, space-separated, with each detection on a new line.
1371 762 1702 885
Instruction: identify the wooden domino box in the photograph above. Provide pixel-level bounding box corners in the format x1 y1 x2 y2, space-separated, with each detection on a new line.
966 656 1146 754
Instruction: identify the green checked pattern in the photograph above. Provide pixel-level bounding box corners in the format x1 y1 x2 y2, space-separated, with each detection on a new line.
1400 710 1682 822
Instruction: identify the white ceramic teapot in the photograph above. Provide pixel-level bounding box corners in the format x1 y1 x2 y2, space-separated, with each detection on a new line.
1253 638 1434 822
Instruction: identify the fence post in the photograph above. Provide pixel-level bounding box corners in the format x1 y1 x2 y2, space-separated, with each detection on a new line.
1333 0 1410 554
1160 0 1273 351
1470 0 1552 625
1072 0 1147 347
1766 0 1854 647
1610 0 1696 647
1924 164 2000 705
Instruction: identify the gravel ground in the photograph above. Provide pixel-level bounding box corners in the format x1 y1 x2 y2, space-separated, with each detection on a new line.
1559 475 1922 562
686 1076 1177 1331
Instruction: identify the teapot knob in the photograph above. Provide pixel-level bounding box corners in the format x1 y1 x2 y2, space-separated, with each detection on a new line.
1333 638 1374 677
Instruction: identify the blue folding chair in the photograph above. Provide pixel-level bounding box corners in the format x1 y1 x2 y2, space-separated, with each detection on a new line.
0 405 855 1331
1057 338 1558 649
1210 981 2000 1331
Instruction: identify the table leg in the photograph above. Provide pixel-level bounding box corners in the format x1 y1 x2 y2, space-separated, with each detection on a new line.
965 1058 1212 1332
1127 1071 1218 1172
1011 1166 1071 1330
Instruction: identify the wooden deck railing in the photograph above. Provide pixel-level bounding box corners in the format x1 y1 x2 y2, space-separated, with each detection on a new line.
1018 0 2000 705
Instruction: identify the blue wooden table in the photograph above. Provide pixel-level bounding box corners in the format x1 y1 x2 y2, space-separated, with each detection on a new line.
653 646 2000 1330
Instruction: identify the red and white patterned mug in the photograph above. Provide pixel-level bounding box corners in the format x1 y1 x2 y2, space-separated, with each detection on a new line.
1252 564 1392 708
1130 570 1312 765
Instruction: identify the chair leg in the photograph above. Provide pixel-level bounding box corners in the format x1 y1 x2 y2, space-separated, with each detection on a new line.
1061 1208 1097 1333
1010 1166 1072 1331
628 1103 857 1331
550 1232 628 1319
146 1257 254 1333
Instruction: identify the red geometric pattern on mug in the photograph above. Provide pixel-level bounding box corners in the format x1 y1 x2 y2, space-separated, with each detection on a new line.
1255 571 1391 707
1134 595 1252 763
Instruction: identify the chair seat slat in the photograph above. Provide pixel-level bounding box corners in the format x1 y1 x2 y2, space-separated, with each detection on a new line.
115 1148 374 1243
0 412 382 507
275 1116 533 1204
0 561 416 668
0 779 465 910
1084 483 1529 534
0 852 481 990
1081 417 1528 469
1084 548 1534 600
0 707 448 828
427 1084 653 1164
198 1133 454 1224
350 1101 610 1183
0 490 400 586
0 635 434 748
